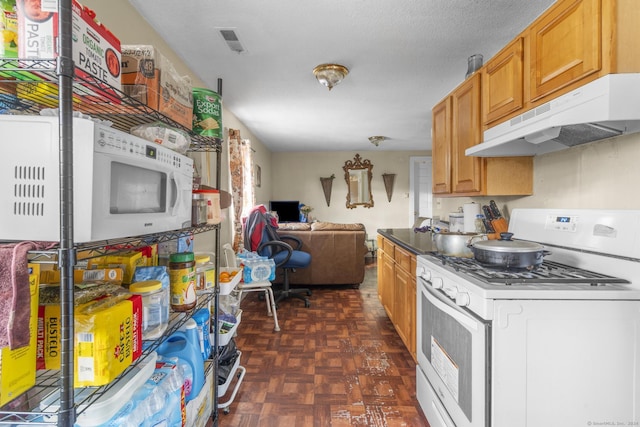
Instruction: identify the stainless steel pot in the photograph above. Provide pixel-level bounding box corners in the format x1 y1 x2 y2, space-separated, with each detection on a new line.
470 232 547 269
433 232 487 258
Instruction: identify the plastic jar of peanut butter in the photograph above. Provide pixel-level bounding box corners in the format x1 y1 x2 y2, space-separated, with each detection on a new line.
169 252 197 311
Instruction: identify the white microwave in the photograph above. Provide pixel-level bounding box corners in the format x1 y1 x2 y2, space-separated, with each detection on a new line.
0 115 193 243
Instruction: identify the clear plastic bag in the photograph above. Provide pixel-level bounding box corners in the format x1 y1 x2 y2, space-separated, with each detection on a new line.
130 121 191 154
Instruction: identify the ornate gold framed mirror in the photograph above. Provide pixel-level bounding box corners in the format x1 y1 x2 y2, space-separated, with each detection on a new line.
343 154 373 209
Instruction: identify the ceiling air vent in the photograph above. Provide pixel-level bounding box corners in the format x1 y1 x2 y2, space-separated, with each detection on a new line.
218 29 246 54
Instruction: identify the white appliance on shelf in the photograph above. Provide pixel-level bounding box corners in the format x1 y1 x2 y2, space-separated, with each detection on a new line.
416 209 640 427
0 115 193 242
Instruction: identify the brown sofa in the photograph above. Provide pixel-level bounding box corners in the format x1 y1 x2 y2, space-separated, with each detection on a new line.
275 222 368 287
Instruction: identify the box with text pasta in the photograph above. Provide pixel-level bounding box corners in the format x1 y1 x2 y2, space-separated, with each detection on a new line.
36 294 143 387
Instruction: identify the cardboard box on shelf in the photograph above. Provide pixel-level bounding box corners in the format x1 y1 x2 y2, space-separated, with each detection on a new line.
39 267 124 285
36 293 143 387
121 44 161 110
15 0 121 101
0 263 39 406
73 294 143 387
1 0 18 58
121 44 193 129
88 252 145 285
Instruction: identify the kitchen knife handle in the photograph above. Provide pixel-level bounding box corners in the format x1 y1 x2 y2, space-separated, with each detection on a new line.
489 200 502 218
482 205 494 221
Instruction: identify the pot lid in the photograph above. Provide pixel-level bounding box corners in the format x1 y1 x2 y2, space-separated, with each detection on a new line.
472 238 544 253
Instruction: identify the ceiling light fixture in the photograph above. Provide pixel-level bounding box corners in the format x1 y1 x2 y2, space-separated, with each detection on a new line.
313 63 349 91
368 136 386 147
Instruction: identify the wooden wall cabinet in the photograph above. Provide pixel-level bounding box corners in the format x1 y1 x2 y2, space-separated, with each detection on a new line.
452 73 483 194
432 72 533 197
529 0 602 102
483 37 524 126
432 97 452 194
377 235 417 361
482 0 640 128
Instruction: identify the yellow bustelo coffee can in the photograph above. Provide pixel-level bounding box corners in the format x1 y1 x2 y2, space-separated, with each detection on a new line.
192 87 222 138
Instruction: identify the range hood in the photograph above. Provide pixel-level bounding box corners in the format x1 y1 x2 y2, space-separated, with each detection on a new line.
466 73 640 157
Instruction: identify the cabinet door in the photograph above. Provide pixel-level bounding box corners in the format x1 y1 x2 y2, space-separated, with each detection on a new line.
483 37 524 125
432 97 451 194
381 252 395 320
529 0 602 102
377 246 385 303
452 73 483 194
394 265 411 350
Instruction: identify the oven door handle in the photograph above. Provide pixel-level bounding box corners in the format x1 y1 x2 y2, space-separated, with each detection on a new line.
420 279 482 331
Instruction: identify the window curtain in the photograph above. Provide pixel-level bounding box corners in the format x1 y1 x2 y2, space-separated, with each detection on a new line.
227 129 255 250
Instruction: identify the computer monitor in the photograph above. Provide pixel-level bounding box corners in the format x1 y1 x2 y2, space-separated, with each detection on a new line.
269 200 300 222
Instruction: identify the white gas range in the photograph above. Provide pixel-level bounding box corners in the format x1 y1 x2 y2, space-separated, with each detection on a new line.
416 209 640 427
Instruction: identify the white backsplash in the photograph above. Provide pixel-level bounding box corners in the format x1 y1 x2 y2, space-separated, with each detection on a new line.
434 131 640 222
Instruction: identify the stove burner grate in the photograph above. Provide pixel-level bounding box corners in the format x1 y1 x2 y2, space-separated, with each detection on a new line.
433 255 630 286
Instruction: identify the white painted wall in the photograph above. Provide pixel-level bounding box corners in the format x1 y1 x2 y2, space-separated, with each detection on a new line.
270 151 429 238
433 132 640 223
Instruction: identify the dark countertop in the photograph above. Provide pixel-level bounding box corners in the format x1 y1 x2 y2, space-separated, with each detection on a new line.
377 228 437 255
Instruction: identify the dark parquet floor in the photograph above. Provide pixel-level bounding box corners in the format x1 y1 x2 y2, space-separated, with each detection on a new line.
217 261 430 427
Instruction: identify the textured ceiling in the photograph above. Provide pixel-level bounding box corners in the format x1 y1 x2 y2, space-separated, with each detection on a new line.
128 0 555 152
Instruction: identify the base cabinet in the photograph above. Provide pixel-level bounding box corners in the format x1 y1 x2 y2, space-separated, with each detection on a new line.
378 239 396 322
377 235 417 361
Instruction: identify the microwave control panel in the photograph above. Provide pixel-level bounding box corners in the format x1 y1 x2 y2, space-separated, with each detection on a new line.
93 124 193 172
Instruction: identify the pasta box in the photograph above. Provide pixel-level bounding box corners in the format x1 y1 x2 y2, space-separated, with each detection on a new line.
36 293 143 387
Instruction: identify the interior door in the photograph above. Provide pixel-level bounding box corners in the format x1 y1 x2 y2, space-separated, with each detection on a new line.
410 156 433 226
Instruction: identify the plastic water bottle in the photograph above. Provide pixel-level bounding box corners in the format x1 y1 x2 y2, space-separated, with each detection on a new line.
475 214 486 233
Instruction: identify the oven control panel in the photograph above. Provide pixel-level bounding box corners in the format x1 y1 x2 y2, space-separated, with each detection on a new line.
545 215 578 232
417 256 494 319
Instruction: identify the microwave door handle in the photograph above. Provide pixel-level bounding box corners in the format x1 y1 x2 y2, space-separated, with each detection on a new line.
169 173 180 214
170 172 191 215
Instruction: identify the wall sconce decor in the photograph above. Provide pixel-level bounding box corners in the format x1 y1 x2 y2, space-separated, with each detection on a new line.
313 63 349 91
320 174 335 207
382 173 396 202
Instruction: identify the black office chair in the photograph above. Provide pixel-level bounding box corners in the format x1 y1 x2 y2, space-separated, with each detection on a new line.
243 206 312 307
